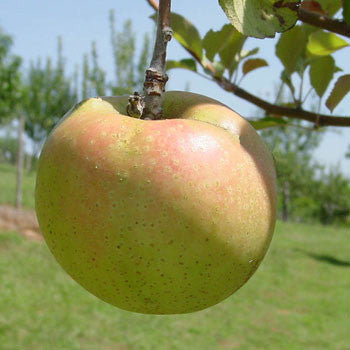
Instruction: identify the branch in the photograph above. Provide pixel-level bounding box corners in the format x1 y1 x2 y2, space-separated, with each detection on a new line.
145 0 350 127
214 77 350 127
297 8 350 38
141 0 173 120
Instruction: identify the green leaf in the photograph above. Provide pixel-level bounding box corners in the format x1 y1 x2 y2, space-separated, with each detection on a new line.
276 26 307 75
218 30 246 78
250 116 288 130
240 47 259 59
242 58 268 76
151 13 203 60
343 0 350 25
203 25 234 61
307 31 349 56
309 56 335 97
166 59 197 72
218 0 298 39
317 0 342 16
326 74 350 112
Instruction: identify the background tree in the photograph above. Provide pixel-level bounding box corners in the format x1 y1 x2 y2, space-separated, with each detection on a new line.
80 12 151 100
0 27 21 122
109 10 151 96
23 37 77 156
262 121 323 221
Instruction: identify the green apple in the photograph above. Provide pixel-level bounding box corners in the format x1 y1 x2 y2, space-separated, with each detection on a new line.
35 91 277 314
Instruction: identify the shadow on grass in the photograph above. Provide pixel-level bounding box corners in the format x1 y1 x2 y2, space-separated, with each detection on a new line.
297 249 350 267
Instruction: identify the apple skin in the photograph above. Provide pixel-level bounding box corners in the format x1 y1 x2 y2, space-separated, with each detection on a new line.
35 91 277 314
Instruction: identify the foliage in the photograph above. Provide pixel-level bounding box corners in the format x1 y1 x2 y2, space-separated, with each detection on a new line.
81 11 151 99
162 0 350 127
0 135 18 164
0 27 22 121
261 120 349 225
22 38 77 147
219 0 299 38
314 166 350 225
110 10 151 95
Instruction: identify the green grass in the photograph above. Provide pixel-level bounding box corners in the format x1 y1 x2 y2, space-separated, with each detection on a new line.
0 162 36 209
1 222 349 350
1 162 349 349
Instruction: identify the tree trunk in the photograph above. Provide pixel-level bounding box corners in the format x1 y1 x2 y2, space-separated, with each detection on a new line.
15 115 25 209
281 180 290 222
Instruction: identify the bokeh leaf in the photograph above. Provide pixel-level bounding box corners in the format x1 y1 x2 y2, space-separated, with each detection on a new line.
276 26 307 75
218 0 298 39
250 116 288 130
326 74 350 112
151 13 203 60
309 56 335 97
203 25 234 61
343 0 350 25
218 30 246 78
242 58 268 76
307 31 349 56
317 0 342 16
166 59 197 72
300 1 326 15
240 47 259 59
281 70 296 97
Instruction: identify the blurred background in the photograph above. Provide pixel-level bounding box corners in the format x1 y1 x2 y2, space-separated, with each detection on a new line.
0 1 349 349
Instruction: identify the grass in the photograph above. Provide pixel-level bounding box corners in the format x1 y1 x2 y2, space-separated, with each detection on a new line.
1 162 349 349
1 223 349 349
0 162 36 209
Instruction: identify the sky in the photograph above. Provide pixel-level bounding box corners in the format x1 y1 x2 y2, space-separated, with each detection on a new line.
1 0 349 175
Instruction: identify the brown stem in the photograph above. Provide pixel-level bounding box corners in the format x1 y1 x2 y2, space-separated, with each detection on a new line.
145 0 350 127
141 0 172 120
297 8 350 38
215 77 350 127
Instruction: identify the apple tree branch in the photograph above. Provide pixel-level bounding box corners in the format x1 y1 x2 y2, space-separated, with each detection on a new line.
145 0 350 127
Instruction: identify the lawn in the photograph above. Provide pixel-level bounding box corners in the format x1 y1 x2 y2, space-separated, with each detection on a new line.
0 163 36 209
0 163 349 349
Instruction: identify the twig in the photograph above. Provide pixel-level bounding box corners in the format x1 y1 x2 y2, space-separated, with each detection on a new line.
215 76 350 127
273 2 350 38
141 0 173 120
297 8 350 38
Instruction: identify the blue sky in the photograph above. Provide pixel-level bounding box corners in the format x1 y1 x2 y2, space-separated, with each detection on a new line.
1 0 349 175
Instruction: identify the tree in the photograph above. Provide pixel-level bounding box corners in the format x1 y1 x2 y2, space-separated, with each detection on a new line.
0 134 18 164
0 27 21 122
109 10 151 95
314 166 350 225
23 37 77 150
262 121 323 221
80 12 151 100
146 0 350 128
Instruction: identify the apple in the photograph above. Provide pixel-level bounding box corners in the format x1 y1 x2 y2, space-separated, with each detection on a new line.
35 91 277 314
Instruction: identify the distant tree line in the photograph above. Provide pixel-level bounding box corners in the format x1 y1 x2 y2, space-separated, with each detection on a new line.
261 117 350 226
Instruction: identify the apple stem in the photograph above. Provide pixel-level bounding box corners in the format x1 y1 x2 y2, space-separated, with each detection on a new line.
141 0 172 120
